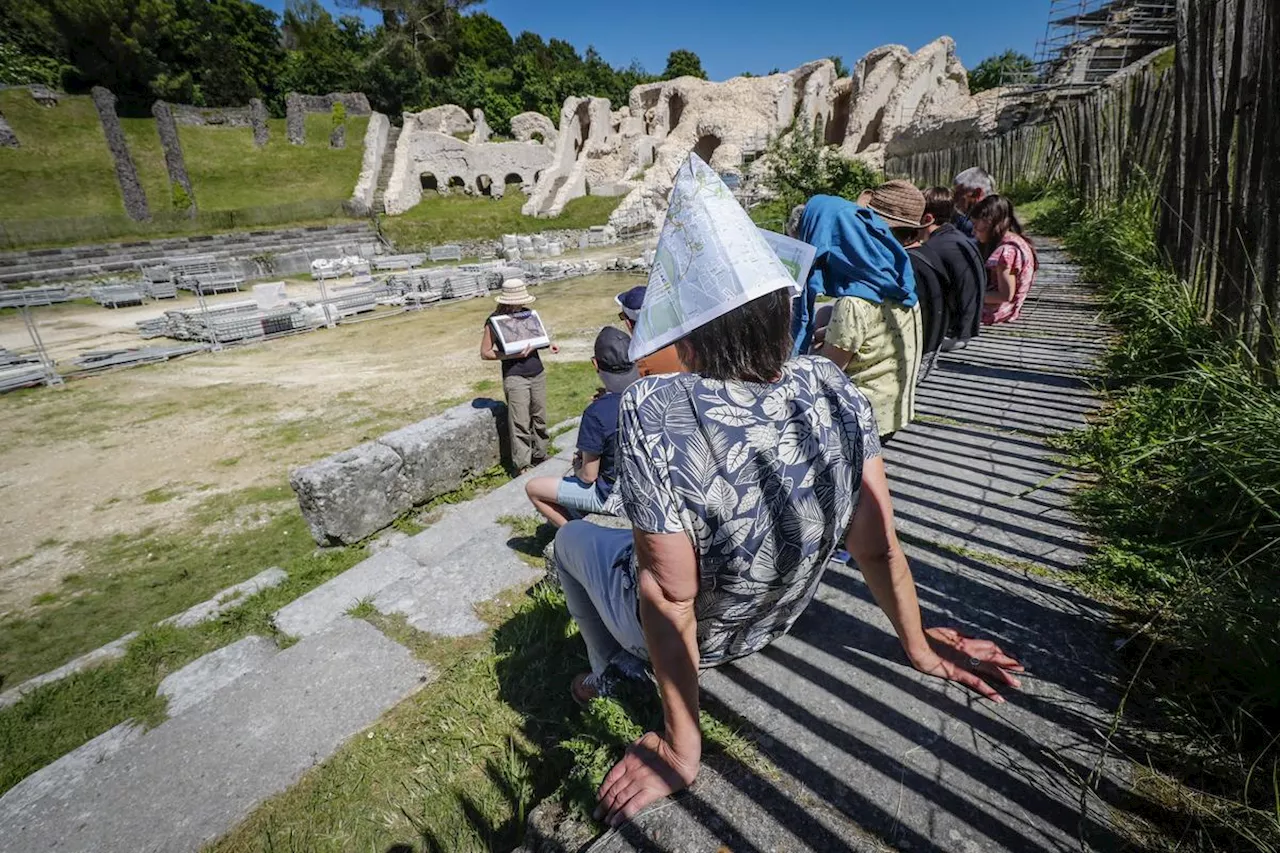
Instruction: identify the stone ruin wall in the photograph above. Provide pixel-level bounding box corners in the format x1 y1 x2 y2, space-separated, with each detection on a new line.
381 106 557 215
286 92 373 146
377 36 990 234
91 86 150 222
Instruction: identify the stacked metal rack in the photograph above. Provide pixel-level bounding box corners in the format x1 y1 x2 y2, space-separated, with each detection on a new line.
89 281 145 308
137 301 312 343
0 286 73 308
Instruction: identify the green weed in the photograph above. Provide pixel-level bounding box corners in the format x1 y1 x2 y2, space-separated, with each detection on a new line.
1046 184 1280 850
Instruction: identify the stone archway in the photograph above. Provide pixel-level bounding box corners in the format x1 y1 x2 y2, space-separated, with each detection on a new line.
504 172 524 187
856 107 885 153
420 173 438 192
573 101 591 156
476 174 493 196
826 88 852 146
692 133 721 165
447 175 466 193
668 93 686 133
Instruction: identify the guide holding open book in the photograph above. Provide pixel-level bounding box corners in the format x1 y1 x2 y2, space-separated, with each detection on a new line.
480 279 559 472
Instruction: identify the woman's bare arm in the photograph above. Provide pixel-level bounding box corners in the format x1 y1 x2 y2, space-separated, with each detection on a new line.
847 456 1023 701
480 323 500 361
984 263 1017 305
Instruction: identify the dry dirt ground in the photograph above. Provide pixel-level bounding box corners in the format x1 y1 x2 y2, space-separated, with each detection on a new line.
0 271 642 617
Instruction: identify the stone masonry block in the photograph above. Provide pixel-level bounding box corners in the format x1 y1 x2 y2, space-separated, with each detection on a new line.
289 399 507 546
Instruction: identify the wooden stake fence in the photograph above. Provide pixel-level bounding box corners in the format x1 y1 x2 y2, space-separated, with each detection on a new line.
885 0 1279 374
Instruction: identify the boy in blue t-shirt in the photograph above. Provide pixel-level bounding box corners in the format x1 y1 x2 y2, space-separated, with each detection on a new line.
524 326 638 527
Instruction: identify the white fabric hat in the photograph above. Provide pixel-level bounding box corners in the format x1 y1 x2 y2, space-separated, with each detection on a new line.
629 154 796 361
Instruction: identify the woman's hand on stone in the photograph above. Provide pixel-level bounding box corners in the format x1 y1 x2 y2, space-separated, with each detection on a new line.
595 731 699 828
909 627 1024 703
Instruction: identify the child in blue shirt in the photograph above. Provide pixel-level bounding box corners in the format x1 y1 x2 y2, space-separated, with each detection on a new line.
525 326 638 527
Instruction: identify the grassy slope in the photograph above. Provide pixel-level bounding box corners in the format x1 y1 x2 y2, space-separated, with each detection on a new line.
209 533 767 853
380 192 622 250
0 360 600 796
0 90 366 222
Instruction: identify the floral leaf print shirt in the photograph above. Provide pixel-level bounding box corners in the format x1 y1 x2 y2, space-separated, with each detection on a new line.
615 355 881 667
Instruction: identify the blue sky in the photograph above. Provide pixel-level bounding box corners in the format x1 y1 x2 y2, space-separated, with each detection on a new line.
259 1 1050 80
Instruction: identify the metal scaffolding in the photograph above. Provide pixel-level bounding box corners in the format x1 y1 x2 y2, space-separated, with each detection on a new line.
1002 0 1177 93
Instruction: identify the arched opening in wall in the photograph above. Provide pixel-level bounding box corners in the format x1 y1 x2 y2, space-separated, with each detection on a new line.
791 70 815 119
692 133 721 165
638 88 661 135
667 93 686 133
447 175 466 193
504 172 524 187
826 89 852 146
573 101 591 156
420 173 438 192
476 174 493 196
534 170 543 183
856 107 885 153
530 132 545 144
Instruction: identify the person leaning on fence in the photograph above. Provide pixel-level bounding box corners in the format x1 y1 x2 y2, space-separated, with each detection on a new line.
971 194 1039 326
554 156 1024 827
480 279 558 473
952 167 996 239
524 327 638 527
922 186 986 351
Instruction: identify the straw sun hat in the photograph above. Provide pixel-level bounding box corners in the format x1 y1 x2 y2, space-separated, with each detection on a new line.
495 278 535 305
857 179 927 228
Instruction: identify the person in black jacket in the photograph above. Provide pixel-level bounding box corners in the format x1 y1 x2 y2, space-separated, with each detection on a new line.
922 187 986 351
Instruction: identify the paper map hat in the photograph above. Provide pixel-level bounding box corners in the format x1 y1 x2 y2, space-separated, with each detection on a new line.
629 154 798 361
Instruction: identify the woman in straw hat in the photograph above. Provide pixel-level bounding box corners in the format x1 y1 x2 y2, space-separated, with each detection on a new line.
557 156 1022 828
481 279 557 472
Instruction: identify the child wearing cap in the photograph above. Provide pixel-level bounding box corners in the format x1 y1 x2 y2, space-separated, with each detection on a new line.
524 327 639 526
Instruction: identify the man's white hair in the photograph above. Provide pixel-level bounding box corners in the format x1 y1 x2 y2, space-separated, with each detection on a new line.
953 167 996 196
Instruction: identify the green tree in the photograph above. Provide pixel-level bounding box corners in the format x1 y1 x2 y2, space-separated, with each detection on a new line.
662 49 706 80
279 0 365 100
968 50 1034 94
829 54 850 78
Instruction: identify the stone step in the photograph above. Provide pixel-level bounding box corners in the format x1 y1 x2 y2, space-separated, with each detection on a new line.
0 617 431 853
273 430 577 640
0 224 379 285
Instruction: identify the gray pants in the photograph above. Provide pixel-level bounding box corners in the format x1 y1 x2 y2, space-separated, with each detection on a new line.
503 371 549 469
554 521 648 676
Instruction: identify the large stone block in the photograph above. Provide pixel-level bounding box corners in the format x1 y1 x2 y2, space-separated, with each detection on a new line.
289 399 507 545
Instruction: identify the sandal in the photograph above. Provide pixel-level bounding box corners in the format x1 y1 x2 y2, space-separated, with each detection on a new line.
571 672 606 705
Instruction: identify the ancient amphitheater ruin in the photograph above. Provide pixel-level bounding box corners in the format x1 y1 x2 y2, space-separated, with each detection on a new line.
380 36 1007 234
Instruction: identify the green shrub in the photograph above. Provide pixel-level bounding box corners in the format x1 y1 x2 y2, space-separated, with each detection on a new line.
330 102 346 129
761 119 880 212
170 181 193 213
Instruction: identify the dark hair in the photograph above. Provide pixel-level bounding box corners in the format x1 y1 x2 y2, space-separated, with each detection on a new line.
676 288 792 382
923 186 954 225
969 194 1038 270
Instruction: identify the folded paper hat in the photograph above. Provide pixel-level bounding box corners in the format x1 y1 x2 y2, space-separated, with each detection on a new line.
629 154 797 361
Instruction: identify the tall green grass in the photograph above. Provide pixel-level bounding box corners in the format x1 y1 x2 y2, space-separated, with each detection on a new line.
1040 187 1280 850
